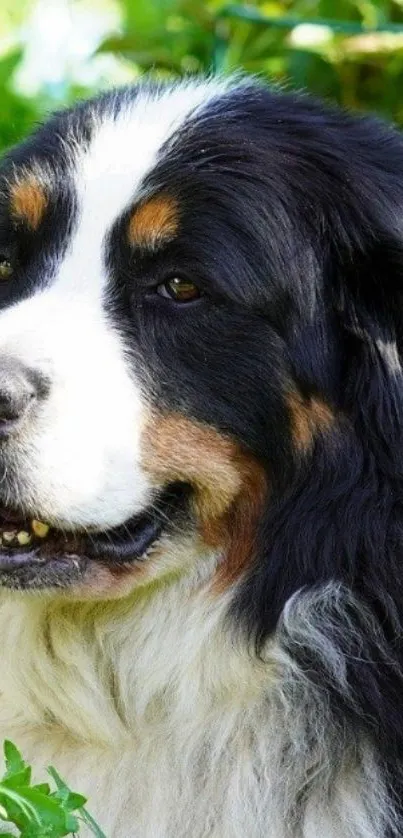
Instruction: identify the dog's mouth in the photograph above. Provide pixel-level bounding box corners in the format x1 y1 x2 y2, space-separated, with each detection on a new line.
0 483 189 590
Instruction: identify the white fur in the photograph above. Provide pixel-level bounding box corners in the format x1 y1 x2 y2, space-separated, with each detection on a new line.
0 81 395 837
0 80 227 528
0 579 394 837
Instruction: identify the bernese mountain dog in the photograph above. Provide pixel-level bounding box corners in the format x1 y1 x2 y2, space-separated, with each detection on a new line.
0 76 402 838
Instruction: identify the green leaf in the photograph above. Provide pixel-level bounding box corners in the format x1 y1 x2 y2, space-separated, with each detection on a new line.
0 50 23 88
2 769 32 789
32 784 51 796
63 793 87 812
0 740 106 835
0 786 40 830
46 768 68 794
64 811 80 833
97 32 167 52
51 787 69 806
9 786 64 822
49 766 106 837
124 0 181 34
217 5 403 33
286 49 341 100
3 741 26 777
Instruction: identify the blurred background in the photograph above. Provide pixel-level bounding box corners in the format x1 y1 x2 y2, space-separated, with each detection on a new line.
2 0 403 153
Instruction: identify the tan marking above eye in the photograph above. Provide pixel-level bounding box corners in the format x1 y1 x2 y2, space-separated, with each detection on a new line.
10 175 48 231
128 195 179 250
287 390 334 451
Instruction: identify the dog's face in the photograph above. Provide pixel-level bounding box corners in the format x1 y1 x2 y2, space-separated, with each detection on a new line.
0 80 274 594
0 78 401 601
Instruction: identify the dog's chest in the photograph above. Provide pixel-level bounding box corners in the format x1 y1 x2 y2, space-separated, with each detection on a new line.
0 593 279 838
0 704 384 838
0 595 390 838
0 715 280 838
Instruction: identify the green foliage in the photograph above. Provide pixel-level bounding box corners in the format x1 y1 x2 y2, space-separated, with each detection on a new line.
0 741 106 838
97 0 403 120
2 0 403 155
0 50 39 154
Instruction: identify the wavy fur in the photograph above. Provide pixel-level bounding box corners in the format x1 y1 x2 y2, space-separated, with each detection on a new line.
0 78 403 837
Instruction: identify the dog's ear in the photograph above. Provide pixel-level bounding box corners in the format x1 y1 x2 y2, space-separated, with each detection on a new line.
329 187 403 457
234 113 403 810
236 149 403 641
329 113 403 354
334 228 403 355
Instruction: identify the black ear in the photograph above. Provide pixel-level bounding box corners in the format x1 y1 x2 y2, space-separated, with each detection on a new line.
234 195 403 826
335 229 403 350
328 111 403 355
332 210 403 463
232 103 403 830
234 110 403 639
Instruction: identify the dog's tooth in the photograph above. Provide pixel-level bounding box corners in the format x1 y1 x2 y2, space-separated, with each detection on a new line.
17 531 32 546
2 531 16 544
31 520 49 538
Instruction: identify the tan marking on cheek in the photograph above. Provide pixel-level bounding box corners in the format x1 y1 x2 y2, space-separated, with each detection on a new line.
142 413 244 518
207 458 268 592
287 391 334 450
128 195 179 249
142 413 268 589
10 175 48 231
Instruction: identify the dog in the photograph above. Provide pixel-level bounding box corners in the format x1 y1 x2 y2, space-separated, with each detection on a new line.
0 75 402 837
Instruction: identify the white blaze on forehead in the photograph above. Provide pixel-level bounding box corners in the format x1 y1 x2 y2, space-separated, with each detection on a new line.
57 80 228 293
0 80 229 529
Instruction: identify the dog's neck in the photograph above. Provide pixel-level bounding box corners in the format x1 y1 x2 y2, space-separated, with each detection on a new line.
0 547 269 748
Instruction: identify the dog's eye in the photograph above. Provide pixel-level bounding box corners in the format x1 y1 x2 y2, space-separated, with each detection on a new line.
156 276 201 303
0 256 13 281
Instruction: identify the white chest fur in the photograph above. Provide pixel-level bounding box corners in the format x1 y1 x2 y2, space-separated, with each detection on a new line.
0 579 391 838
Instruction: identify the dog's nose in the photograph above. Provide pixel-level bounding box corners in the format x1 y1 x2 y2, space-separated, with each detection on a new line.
0 358 45 437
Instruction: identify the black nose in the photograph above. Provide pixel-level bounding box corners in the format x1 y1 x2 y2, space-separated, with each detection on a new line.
0 358 46 438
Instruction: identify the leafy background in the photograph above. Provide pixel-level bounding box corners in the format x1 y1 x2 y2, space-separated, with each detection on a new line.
2 0 403 155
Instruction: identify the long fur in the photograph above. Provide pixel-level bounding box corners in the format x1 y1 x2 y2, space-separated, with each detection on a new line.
0 579 394 838
0 77 403 837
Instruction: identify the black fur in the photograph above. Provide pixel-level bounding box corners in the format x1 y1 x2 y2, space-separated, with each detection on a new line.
122 83 403 825
3 79 403 832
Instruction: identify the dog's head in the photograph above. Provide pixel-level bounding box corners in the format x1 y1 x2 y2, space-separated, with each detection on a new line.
0 78 402 616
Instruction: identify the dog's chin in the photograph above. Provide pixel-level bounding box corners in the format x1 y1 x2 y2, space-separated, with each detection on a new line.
0 483 189 592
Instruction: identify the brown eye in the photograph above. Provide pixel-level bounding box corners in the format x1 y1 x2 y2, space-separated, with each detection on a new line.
0 257 13 280
156 276 201 303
